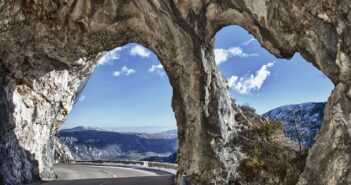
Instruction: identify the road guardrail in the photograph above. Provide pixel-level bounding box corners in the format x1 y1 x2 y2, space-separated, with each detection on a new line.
66 160 178 174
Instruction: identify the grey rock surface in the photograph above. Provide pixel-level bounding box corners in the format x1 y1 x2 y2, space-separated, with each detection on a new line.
54 137 74 164
0 1 350 185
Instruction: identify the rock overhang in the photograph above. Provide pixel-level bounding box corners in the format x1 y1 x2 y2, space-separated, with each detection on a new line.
0 1 350 185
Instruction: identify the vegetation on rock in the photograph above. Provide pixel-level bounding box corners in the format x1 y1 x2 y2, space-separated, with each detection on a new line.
233 106 307 185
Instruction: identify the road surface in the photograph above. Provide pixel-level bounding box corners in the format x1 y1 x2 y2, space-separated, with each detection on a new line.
31 164 175 185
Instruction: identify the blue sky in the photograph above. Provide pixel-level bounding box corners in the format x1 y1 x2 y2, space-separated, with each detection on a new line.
63 25 334 130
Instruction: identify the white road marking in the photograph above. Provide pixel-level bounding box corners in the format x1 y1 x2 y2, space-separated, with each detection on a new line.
101 170 117 178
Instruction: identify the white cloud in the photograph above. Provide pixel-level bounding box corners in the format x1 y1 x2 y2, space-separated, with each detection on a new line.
78 95 86 102
130 45 151 58
214 49 230 65
214 47 259 65
228 62 275 94
148 64 165 76
113 66 136 77
113 71 121 77
243 38 256 45
97 47 123 65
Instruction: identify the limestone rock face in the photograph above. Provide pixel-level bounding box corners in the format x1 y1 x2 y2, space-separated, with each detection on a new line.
0 1 350 185
54 137 74 164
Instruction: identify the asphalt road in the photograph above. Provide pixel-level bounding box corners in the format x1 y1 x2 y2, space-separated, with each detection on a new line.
31 164 175 185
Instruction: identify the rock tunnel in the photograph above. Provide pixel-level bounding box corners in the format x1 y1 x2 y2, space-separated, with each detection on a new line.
0 1 350 185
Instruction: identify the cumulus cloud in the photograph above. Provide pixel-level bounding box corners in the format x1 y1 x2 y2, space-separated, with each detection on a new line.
97 47 123 65
214 47 259 65
78 95 86 102
148 64 165 76
130 45 151 58
243 38 256 45
228 62 275 94
113 66 136 77
214 49 230 65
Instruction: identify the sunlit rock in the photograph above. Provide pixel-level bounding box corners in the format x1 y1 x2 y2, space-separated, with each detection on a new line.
0 1 350 185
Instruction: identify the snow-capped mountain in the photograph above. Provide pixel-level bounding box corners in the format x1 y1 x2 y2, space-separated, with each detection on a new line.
263 102 326 148
60 126 110 132
59 127 178 161
132 129 177 139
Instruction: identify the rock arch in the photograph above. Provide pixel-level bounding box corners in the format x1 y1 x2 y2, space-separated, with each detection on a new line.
0 1 350 185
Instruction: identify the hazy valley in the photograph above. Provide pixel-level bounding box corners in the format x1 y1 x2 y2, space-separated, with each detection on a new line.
59 102 325 164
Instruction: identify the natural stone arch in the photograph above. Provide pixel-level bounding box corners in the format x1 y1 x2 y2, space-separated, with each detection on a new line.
0 1 350 185
208 2 350 184
0 2 236 185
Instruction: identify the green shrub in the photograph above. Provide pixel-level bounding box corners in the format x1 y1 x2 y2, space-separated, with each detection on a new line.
241 147 265 180
239 105 256 115
235 119 307 185
251 120 283 138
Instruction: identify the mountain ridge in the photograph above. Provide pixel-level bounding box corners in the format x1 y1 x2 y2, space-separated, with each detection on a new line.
59 128 178 161
263 102 325 148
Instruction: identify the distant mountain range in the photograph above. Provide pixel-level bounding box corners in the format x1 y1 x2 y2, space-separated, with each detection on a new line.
142 152 177 163
263 102 325 148
61 126 110 132
59 102 325 163
58 127 178 161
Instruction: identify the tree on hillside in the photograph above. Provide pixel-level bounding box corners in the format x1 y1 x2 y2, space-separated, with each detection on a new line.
292 109 303 153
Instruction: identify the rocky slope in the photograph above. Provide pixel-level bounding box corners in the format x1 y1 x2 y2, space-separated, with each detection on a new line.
231 104 306 185
0 1 349 185
59 127 178 161
54 137 74 163
264 102 325 148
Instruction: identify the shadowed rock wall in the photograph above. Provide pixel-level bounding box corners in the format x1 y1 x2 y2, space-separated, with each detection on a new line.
0 1 350 185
